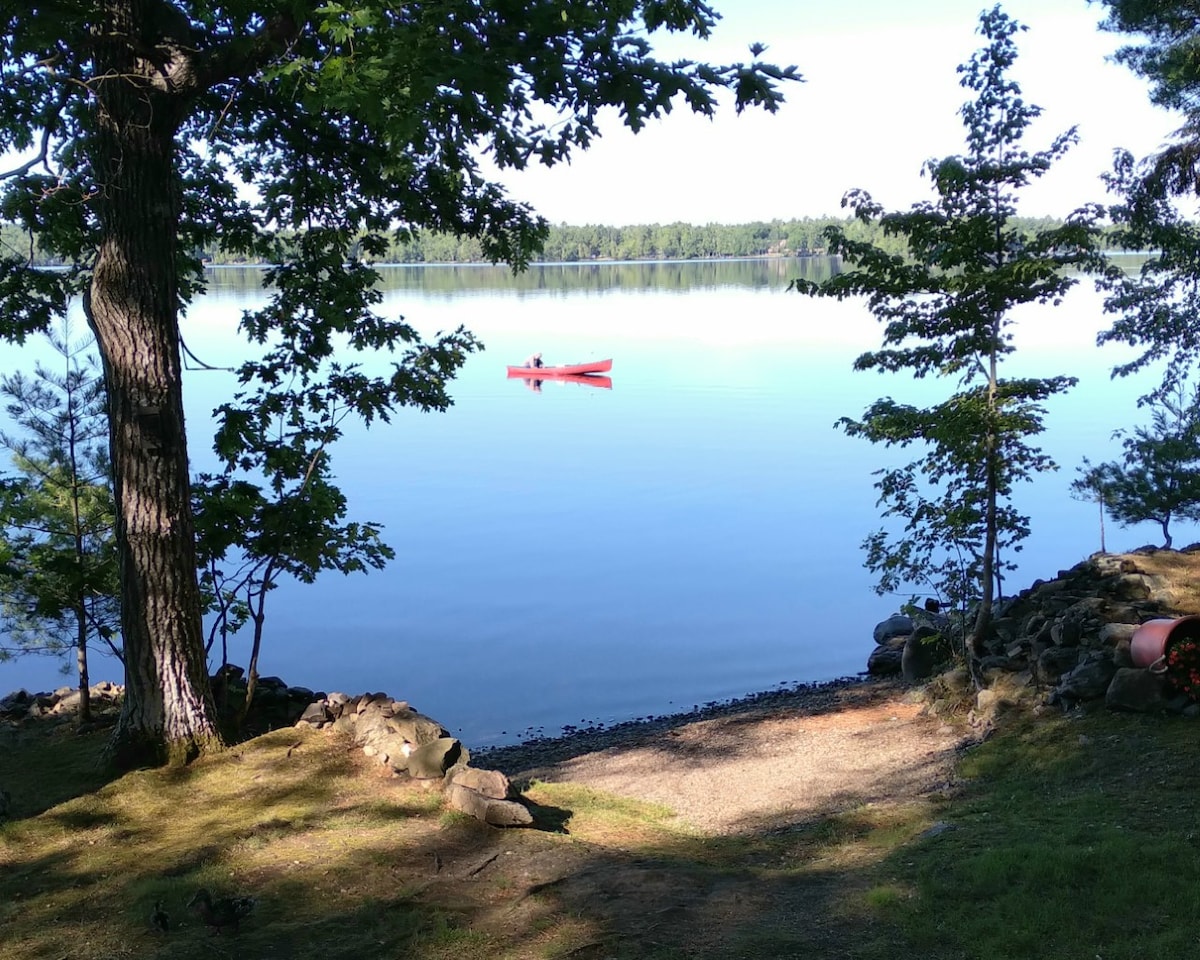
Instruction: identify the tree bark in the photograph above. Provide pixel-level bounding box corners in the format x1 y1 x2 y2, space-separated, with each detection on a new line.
88 0 220 766
75 601 92 726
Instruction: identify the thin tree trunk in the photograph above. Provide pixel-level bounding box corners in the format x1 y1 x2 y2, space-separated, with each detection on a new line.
75 601 92 726
973 306 1001 656
973 455 998 656
238 559 276 731
68 379 91 726
89 0 220 766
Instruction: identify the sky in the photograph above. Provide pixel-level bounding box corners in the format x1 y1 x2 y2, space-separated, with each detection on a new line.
483 0 1184 225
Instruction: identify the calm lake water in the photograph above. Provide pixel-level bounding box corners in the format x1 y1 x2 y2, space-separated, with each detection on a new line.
0 257 1184 745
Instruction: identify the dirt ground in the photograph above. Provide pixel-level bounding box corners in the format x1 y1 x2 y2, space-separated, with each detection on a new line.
484 677 966 833
441 678 971 958
1 677 970 960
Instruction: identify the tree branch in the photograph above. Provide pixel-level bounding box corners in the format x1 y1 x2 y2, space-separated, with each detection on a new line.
0 84 71 181
197 13 301 90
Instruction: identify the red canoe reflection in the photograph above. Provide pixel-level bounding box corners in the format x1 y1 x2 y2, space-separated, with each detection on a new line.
507 372 613 390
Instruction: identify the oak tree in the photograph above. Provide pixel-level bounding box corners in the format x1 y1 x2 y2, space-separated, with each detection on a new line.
0 1 798 764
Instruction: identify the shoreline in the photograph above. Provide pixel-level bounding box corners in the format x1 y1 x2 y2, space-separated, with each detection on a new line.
476 673 903 774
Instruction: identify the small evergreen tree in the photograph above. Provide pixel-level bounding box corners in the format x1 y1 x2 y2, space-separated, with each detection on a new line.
0 322 119 724
793 6 1108 654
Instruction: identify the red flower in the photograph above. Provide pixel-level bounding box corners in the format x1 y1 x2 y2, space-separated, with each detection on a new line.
1165 637 1200 700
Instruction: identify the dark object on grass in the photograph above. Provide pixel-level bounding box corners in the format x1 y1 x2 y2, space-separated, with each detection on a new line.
187 888 256 934
150 900 169 933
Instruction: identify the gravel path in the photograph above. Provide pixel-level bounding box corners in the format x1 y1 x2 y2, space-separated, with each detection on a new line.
481 677 968 834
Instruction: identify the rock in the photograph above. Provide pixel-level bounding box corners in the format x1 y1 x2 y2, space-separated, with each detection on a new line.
1111 574 1153 601
1105 668 1169 713
330 713 357 735
298 702 328 725
867 640 905 676
971 687 1016 728
326 692 351 720
445 782 533 827
873 615 914 645
901 626 948 683
1055 657 1117 702
407 738 465 780
1099 622 1139 646
1037 645 1080 682
447 766 511 800
384 712 449 747
0 690 31 718
1052 618 1083 646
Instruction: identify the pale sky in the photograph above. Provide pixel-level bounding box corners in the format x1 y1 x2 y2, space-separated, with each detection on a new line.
484 0 1183 225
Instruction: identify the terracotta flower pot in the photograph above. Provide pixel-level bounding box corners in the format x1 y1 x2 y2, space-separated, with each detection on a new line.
1130 616 1200 673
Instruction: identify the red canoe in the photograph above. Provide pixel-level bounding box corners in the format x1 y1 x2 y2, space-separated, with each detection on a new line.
505 358 612 377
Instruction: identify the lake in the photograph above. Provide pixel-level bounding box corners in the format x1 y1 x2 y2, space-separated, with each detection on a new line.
0 257 1183 745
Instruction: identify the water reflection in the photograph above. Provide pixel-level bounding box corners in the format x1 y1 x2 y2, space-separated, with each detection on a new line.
507 373 614 392
200 256 847 299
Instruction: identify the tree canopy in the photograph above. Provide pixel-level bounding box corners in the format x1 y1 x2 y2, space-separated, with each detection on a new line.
0 1 798 764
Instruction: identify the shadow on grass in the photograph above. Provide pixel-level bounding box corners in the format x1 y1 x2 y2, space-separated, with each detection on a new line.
0 724 121 820
12 694 1193 960
860 707 1200 960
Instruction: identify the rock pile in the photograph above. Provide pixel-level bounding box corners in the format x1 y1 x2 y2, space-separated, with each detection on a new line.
0 682 124 725
295 691 533 827
867 547 1200 724
1 670 534 828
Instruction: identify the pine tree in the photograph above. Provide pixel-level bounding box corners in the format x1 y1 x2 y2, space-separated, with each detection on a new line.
0 322 119 725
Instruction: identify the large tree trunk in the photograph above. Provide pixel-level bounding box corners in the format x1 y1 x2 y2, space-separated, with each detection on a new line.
88 0 220 766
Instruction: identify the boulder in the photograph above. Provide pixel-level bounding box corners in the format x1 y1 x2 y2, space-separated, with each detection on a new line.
1105 668 1169 713
1055 657 1118 702
867 638 905 676
447 766 511 800
873 615 914 645
1099 622 1139 647
445 782 533 827
1037 645 1080 683
297 702 329 726
0 690 31 719
407 738 465 780
901 626 949 683
1051 618 1083 647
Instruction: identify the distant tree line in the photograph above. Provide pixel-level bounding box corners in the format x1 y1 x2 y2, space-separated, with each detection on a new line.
1 216 1119 268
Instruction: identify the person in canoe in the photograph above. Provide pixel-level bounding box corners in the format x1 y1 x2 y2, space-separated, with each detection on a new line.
523 351 544 369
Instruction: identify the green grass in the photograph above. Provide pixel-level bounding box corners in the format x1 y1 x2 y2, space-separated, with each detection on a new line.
866 710 1200 960
3 701 1200 959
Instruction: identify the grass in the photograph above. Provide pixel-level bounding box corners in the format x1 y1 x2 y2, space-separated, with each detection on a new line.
3 698 1200 959
867 709 1200 960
